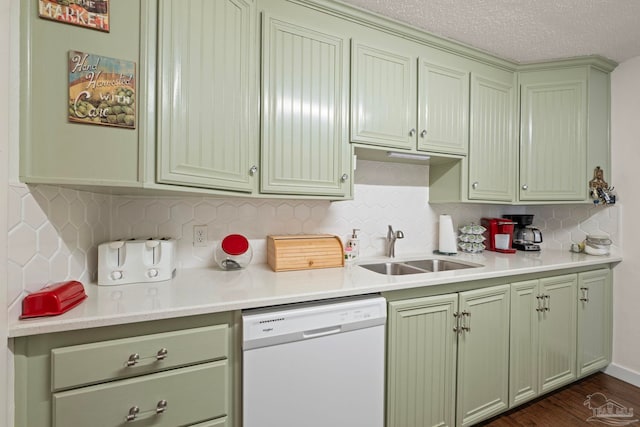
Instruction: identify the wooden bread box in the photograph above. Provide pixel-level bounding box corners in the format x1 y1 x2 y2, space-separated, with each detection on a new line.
267 234 344 272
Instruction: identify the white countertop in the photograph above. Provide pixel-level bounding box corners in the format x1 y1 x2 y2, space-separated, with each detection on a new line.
8 249 622 338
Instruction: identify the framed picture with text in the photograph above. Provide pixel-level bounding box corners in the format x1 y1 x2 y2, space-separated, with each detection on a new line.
39 0 110 32
68 51 136 129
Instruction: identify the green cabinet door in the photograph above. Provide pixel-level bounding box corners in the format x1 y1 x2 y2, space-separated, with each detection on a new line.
417 60 469 155
261 6 351 196
351 41 417 150
456 285 510 427
387 294 458 427
20 0 142 186
509 280 540 407
577 269 612 378
519 68 587 201
538 274 578 393
510 274 579 406
468 72 516 202
157 0 258 192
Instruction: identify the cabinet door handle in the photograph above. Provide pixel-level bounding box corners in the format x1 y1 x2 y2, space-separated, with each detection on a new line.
461 310 471 332
471 181 479 190
522 184 528 191
536 295 544 312
580 287 590 302
420 130 427 138
341 173 349 182
453 311 460 334
544 294 550 312
249 165 258 176
409 128 416 137
125 353 140 367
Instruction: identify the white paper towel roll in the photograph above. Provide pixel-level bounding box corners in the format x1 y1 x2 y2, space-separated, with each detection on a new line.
439 214 457 254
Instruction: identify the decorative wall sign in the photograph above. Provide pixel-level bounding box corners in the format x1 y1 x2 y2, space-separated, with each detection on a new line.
39 0 110 32
68 51 136 129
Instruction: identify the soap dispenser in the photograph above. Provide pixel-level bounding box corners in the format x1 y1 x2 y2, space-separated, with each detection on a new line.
346 229 360 260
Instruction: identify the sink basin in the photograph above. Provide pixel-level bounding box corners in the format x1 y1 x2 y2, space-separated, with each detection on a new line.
359 258 482 275
404 259 480 272
358 262 427 275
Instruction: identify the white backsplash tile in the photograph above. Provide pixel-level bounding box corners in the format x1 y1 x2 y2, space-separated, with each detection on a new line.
7 183 109 306
7 160 620 306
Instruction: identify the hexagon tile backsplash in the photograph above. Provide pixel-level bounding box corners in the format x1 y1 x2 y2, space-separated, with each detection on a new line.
7 160 620 307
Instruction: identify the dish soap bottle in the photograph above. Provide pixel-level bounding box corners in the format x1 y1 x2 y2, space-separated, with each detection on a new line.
346 229 360 261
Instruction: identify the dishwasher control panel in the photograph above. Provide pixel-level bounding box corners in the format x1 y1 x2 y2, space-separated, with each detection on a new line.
242 295 386 349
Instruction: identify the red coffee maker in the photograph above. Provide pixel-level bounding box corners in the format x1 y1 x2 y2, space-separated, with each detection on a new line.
481 218 517 253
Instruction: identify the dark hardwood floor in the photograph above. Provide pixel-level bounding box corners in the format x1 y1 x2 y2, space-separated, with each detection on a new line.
476 373 640 426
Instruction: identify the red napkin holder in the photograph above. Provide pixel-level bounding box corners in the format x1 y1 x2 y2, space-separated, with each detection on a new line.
20 281 87 319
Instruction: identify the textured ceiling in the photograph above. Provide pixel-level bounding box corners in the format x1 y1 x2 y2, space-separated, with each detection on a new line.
339 0 640 64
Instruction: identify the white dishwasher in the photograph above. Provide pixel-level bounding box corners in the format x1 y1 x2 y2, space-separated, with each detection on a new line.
242 295 386 427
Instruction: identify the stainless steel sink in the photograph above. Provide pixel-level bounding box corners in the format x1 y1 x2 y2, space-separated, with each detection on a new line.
359 258 482 275
358 262 427 275
404 259 480 272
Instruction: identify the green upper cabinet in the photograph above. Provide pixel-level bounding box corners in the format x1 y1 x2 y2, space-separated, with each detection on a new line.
468 71 517 202
260 4 352 197
156 0 258 193
351 37 470 156
519 67 587 201
20 0 143 187
418 60 469 155
351 40 417 150
577 269 612 378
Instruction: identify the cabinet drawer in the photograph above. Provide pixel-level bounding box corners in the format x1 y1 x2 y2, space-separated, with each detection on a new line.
52 324 228 391
53 361 228 427
190 417 228 426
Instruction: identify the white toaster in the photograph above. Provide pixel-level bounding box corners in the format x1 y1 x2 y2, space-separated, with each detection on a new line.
97 238 177 286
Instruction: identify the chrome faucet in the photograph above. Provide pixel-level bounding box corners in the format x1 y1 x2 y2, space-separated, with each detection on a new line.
386 225 404 258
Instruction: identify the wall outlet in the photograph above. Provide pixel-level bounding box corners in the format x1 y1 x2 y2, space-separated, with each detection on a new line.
193 225 208 247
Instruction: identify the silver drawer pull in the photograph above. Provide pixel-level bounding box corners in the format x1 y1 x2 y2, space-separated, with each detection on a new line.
125 401 168 422
125 353 140 367
156 348 168 361
156 400 168 414
126 406 139 422
126 349 168 367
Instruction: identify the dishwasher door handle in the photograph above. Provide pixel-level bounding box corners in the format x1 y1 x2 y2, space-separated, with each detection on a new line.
302 326 342 339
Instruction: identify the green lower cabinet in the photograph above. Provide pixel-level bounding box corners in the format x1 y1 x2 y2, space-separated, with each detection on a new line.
509 274 578 407
53 362 227 427
577 269 612 378
509 280 540 407
387 294 458 427
386 284 510 427
456 285 510 426
13 313 236 427
190 418 229 426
